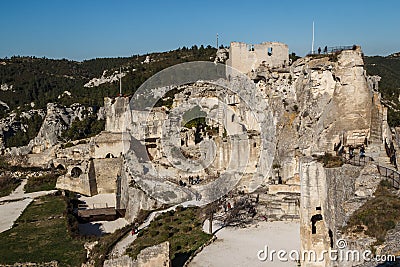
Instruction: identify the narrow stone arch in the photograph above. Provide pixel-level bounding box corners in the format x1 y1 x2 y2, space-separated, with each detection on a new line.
56 164 65 170
105 153 115 158
71 167 83 178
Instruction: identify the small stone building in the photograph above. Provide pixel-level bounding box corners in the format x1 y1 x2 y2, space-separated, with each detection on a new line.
226 41 289 74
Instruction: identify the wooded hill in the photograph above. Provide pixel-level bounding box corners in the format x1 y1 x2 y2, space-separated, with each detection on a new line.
0 45 217 117
364 54 400 127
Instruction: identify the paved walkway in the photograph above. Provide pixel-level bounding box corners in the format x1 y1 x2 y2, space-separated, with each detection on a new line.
0 178 58 233
189 221 300 267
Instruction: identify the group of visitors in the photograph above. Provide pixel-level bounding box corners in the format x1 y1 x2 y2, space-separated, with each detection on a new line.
223 201 232 212
188 175 201 185
348 145 365 159
179 175 201 187
335 141 366 159
317 46 328 54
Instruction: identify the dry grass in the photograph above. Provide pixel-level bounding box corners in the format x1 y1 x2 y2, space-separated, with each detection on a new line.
315 153 344 168
0 194 86 266
126 206 212 266
346 180 400 244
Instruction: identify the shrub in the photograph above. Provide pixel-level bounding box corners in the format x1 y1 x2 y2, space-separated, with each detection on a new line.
345 183 400 244
316 153 343 168
0 175 21 197
24 172 59 193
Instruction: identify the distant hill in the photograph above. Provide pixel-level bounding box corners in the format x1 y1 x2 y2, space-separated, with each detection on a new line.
0 45 217 117
364 54 400 126
2 47 400 128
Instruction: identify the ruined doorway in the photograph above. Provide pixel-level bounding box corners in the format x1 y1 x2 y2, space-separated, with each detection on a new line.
311 214 323 234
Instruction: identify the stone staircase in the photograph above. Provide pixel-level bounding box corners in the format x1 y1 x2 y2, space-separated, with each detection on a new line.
369 103 382 144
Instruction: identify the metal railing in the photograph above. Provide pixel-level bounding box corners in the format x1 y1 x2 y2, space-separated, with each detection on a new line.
342 154 400 190
308 45 356 56
343 154 373 166
377 165 400 190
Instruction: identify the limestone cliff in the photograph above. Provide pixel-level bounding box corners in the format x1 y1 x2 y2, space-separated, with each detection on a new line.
2 103 95 156
252 47 381 185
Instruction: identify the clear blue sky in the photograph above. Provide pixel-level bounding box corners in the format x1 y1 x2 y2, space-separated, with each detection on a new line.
0 0 399 61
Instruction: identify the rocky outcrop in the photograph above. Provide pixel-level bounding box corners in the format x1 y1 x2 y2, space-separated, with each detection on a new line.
0 109 46 152
214 48 229 63
0 83 13 91
84 70 127 88
29 103 93 153
2 103 95 156
104 242 170 267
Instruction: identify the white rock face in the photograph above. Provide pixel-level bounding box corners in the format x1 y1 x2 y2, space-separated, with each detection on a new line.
0 100 9 109
0 83 13 91
1 103 95 155
0 109 46 151
214 48 229 63
84 70 127 88
29 103 94 153
57 90 71 99
142 55 151 64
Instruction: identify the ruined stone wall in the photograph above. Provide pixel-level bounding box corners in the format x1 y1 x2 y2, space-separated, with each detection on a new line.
104 97 131 133
56 160 94 196
104 242 170 267
226 42 289 74
92 132 130 159
124 185 159 222
56 156 122 196
300 158 382 267
130 109 167 141
93 158 121 194
300 160 330 267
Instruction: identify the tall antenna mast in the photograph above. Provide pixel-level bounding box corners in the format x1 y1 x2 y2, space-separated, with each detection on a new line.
216 33 219 49
311 21 315 53
119 67 122 96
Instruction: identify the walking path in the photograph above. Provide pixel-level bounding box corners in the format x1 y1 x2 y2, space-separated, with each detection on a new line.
344 154 400 189
109 199 200 258
0 178 57 233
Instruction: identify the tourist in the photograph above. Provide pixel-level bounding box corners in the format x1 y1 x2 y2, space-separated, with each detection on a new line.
349 146 354 159
360 146 365 159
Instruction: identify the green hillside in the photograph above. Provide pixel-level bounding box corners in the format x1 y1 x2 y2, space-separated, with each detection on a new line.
0 45 217 116
364 54 400 126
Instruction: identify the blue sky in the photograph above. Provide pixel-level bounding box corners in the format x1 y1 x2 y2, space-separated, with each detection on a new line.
0 0 399 61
